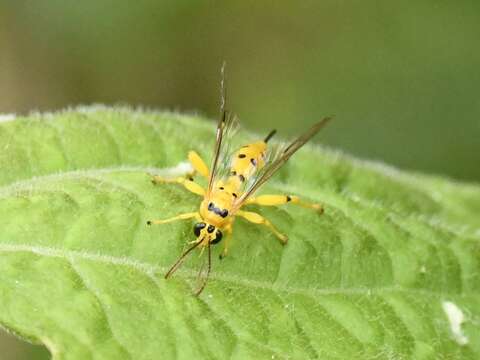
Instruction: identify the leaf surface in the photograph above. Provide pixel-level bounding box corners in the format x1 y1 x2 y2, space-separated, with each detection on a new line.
0 107 479 359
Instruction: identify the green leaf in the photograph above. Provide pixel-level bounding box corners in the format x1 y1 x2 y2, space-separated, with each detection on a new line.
0 106 479 359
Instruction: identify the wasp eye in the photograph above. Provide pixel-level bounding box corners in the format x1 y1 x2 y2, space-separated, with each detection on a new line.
193 222 206 237
211 230 223 244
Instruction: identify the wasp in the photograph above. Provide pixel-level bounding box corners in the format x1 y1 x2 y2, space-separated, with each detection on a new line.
147 65 330 295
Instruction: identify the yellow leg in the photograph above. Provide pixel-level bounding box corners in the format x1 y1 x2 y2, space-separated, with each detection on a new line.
188 151 209 178
219 225 233 259
149 150 209 195
147 212 200 226
236 210 288 244
245 194 323 214
150 175 206 196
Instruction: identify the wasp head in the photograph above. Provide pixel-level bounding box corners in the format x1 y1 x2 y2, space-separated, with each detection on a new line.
193 222 223 245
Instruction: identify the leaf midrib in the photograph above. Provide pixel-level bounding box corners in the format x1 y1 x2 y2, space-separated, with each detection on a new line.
1 164 477 300
1 163 477 301
0 243 473 299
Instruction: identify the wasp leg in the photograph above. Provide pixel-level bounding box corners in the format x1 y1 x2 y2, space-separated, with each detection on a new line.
149 150 209 195
245 194 323 214
150 175 206 196
219 225 233 259
147 212 200 226
236 210 288 245
188 151 209 178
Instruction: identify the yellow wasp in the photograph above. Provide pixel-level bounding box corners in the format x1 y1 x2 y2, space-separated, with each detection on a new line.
147 66 330 295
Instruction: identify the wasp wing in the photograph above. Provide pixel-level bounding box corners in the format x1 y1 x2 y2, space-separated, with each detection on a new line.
232 117 331 211
207 63 239 194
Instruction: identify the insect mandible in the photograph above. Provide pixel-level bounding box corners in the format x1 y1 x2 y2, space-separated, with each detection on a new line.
147 65 331 295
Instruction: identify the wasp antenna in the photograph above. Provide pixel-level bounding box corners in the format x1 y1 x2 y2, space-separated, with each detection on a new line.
320 116 334 126
220 62 227 114
165 241 202 279
195 241 212 296
264 129 277 143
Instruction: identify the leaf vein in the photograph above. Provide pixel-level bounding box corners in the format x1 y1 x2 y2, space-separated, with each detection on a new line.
0 244 475 299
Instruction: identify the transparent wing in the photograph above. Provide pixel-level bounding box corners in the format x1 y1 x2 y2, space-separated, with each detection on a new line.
232 117 332 211
208 63 240 194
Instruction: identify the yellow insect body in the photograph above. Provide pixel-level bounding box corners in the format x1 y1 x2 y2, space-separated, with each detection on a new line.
147 66 330 295
230 141 268 180
199 140 269 228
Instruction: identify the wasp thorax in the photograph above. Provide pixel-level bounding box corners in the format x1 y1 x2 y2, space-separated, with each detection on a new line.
207 202 229 218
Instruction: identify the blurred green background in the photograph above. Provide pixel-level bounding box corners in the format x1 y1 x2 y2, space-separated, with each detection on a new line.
0 1 479 358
